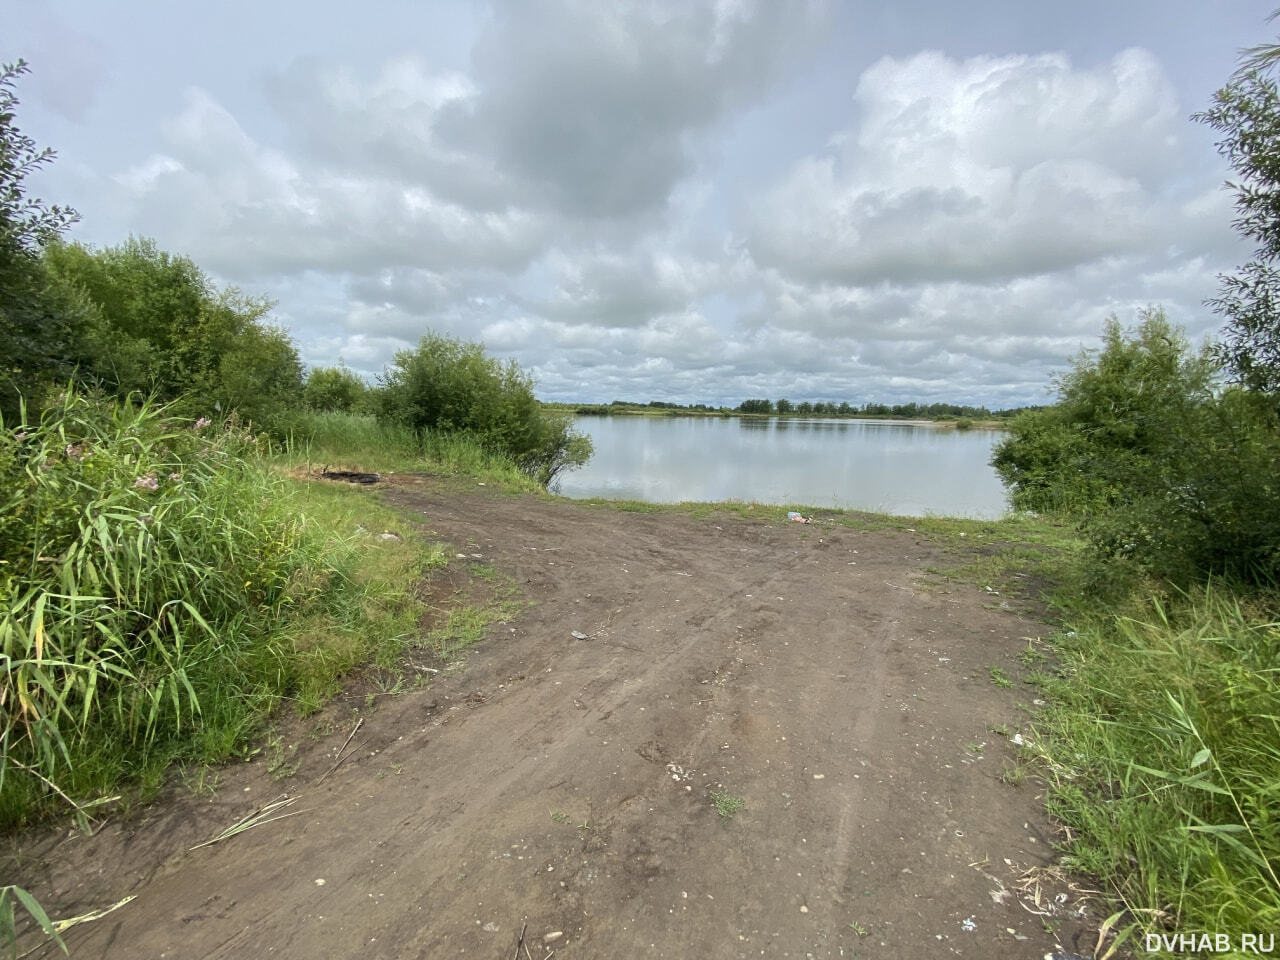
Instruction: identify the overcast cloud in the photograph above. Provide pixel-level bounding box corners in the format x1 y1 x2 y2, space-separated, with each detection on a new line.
6 1 1273 408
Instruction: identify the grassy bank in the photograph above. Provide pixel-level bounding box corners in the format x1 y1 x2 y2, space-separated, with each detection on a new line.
278 409 544 490
1027 588 1280 950
0 403 534 836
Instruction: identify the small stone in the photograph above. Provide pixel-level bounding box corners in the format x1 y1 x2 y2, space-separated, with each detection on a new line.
544 931 563 943
800 905 809 914
314 878 326 886
812 773 825 780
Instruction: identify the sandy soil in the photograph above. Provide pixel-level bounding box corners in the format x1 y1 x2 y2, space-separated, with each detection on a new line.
4 478 1099 959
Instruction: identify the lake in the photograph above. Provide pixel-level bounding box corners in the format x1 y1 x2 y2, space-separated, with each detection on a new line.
556 415 1010 519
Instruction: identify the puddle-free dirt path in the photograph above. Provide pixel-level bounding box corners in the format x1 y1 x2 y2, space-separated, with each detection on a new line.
5 479 1095 958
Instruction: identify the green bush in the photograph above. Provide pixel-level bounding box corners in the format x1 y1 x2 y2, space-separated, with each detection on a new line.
41 237 304 435
303 366 369 413
375 331 591 487
992 309 1280 585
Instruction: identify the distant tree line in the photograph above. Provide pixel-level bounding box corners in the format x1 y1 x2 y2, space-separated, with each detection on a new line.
571 398 1025 419
735 399 1016 418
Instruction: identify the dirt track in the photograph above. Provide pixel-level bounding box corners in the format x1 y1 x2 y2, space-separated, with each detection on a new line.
5 479 1096 959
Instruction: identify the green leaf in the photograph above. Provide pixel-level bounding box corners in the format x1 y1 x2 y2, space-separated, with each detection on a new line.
9 886 68 955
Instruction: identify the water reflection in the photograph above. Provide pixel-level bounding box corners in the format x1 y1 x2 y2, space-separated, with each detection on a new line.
556 416 1009 519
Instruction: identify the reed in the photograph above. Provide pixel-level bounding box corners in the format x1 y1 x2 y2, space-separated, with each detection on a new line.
1030 586 1280 938
0 393 443 827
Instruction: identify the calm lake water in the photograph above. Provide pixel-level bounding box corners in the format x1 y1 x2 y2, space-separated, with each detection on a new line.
556 416 1010 519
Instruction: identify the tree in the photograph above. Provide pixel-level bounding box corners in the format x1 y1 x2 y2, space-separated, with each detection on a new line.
992 309 1280 584
0 60 83 419
376 331 591 487
775 398 793 414
43 237 304 432
303 366 368 413
1194 13 1280 399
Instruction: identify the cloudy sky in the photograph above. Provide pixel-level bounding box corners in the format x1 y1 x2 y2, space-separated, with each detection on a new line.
6 1 1275 408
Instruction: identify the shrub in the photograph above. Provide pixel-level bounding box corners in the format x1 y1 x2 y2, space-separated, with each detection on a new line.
0 60 84 423
303 366 369 414
41 237 304 435
375 331 591 487
992 309 1280 585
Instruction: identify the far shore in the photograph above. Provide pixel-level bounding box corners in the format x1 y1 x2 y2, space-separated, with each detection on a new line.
541 401 1009 430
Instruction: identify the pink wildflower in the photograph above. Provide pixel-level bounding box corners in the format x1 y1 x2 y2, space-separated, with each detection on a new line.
169 472 182 482
133 474 159 492
194 417 212 430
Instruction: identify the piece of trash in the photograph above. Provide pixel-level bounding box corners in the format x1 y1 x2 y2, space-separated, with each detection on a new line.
961 916 976 932
544 931 563 943
1011 733 1025 746
571 631 589 640
787 512 811 523
377 532 402 542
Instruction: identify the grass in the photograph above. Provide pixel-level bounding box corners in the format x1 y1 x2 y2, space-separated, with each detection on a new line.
0 396 461 830
988 666 1014 688
414 563 523 661
277 410 542 491
709 789 745 819
1027 585 1280 941
1 393 306 828
0 886 64 958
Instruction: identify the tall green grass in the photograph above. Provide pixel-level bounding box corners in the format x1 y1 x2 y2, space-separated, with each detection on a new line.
280 409 540 490
1029 587 1280 942
0 394 445 828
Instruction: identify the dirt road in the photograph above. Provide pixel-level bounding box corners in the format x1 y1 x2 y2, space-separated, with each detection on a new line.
6 479 1096 959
